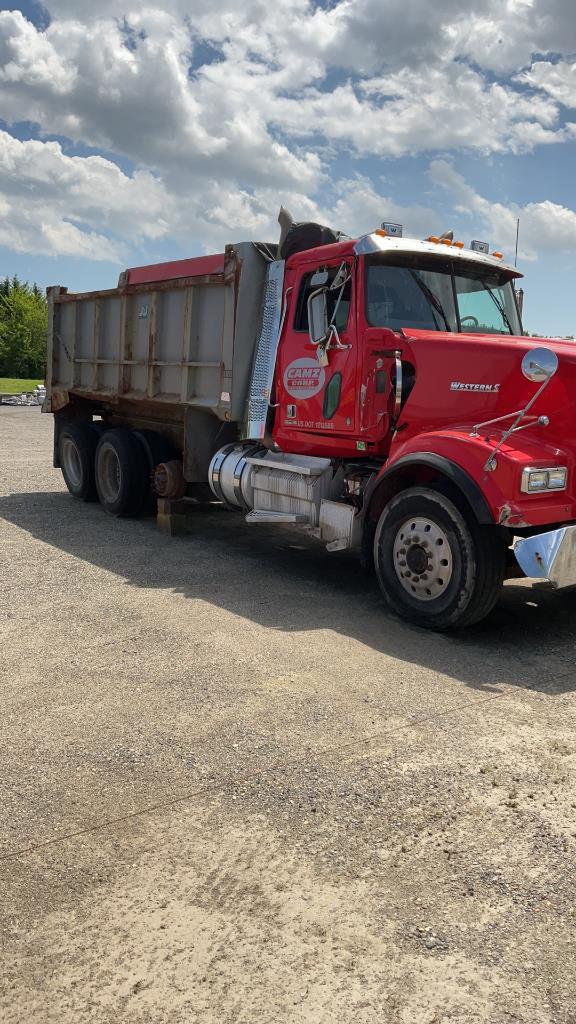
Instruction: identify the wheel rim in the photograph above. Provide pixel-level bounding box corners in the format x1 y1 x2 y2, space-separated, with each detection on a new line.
60 437 83 489
98 443 122 503
392 516 453 601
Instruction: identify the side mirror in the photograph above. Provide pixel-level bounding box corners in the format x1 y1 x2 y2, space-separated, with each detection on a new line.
308 289 328 346
521 347 558 383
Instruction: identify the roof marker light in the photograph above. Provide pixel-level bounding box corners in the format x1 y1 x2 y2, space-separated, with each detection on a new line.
453 240 464 249
375 228 387 237
427 235 440 243
382 221 403 237
440 238 453 245
492 251 503 259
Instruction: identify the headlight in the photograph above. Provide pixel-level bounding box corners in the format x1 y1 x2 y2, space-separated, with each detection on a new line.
521 467 567 493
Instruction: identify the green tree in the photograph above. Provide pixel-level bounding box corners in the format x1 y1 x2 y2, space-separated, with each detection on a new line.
0 276 48 378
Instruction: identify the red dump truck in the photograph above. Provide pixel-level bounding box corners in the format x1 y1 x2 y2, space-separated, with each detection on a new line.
45 214 576 630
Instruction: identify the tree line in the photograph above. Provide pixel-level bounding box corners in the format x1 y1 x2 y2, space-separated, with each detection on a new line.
0 276 48 379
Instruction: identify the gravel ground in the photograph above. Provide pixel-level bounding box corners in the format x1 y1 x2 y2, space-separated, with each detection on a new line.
1 406 575 1024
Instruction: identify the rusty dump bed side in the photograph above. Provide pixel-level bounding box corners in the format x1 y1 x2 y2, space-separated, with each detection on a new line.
45 242 269 431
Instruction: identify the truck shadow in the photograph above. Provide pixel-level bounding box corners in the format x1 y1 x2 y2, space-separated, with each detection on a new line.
2 490 575 696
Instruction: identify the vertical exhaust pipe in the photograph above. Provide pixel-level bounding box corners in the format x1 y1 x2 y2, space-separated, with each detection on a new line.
277 206 294 258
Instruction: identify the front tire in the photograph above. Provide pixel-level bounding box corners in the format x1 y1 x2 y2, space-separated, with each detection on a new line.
95 428 149 517
374 487 505 630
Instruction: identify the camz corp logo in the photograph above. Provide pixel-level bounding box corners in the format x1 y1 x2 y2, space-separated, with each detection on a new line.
284 358 326 398
450 381 501 392
287 367 322 386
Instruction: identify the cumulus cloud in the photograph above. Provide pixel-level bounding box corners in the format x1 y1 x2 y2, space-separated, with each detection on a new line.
0 125 438 262
0 2 574 262
0 4 572 181
0 10 321 192
0 130 174 260
0 128 325 260
39 0 576 74
268 64 565 158
316 175 437 239
429 159 576 260
517 61 576 108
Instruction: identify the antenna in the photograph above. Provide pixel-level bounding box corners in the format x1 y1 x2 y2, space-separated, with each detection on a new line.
514 217 520 267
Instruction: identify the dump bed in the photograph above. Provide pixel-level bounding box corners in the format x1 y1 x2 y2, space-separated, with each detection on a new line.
46 242 269 426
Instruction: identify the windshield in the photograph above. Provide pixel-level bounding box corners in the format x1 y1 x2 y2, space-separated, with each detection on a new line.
365 255 522 335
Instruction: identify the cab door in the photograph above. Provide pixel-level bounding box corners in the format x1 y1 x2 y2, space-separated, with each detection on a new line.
356 255 403 457
275 258 357 436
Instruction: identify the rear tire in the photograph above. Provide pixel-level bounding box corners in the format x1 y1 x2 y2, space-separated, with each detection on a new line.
95 428 149 517
58 422 98 502
373 486 505 630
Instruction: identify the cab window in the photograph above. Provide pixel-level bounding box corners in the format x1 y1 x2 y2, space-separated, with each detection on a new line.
365 255 521 335
366 259 457 332
294 266 352 333
454 273 521 335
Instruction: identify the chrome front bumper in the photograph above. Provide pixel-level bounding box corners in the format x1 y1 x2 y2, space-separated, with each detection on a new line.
514 525 576 588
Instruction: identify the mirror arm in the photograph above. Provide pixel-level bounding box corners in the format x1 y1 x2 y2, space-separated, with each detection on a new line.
326 324 351 351
479 375 553 471
316 324 352 367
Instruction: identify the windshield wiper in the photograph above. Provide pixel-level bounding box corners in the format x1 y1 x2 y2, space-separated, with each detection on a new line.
480 283 514 334
409 270 452 331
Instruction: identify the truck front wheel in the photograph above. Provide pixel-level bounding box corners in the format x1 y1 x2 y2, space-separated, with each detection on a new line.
95 428 149 517
373 487 505 630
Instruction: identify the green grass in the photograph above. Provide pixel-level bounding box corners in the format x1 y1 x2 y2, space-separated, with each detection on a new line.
0 377 43 394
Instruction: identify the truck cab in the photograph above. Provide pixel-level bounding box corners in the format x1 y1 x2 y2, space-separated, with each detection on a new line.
264 228 575 629
273 231 523 459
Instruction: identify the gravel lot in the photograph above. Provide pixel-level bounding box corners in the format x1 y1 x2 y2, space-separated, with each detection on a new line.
1 407 575 1024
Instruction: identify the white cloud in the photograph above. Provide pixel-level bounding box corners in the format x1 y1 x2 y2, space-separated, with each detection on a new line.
0 129 324 260
39 0 576 75
0 130 176 261
446 0 576 73
0 126 439 263
0 11 320 193
429 159 576 260
0 3 574 262
316 176 436 239
0 3 571 184
267 64 565 158
0 212 121 263
517 61 576 108
0 9 74 91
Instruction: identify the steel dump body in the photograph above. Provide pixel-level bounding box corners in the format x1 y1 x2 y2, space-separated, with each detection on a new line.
46 242 269 435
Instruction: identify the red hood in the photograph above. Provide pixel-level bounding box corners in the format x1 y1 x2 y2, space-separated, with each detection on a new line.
397 328 576 454
404 328 576 357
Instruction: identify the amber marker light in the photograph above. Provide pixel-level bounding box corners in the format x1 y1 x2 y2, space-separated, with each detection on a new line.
492 251 504 259
427 236 440 243
440 238 453 245
453 240 464 248
375 228 387 237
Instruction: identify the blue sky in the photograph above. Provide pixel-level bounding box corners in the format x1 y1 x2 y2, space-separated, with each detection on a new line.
0 0 575 335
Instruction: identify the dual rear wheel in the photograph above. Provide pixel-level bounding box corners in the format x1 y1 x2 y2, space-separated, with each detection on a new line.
58 422 173 517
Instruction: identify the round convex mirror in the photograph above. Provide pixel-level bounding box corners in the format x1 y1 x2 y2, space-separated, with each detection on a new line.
521 347 558 383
